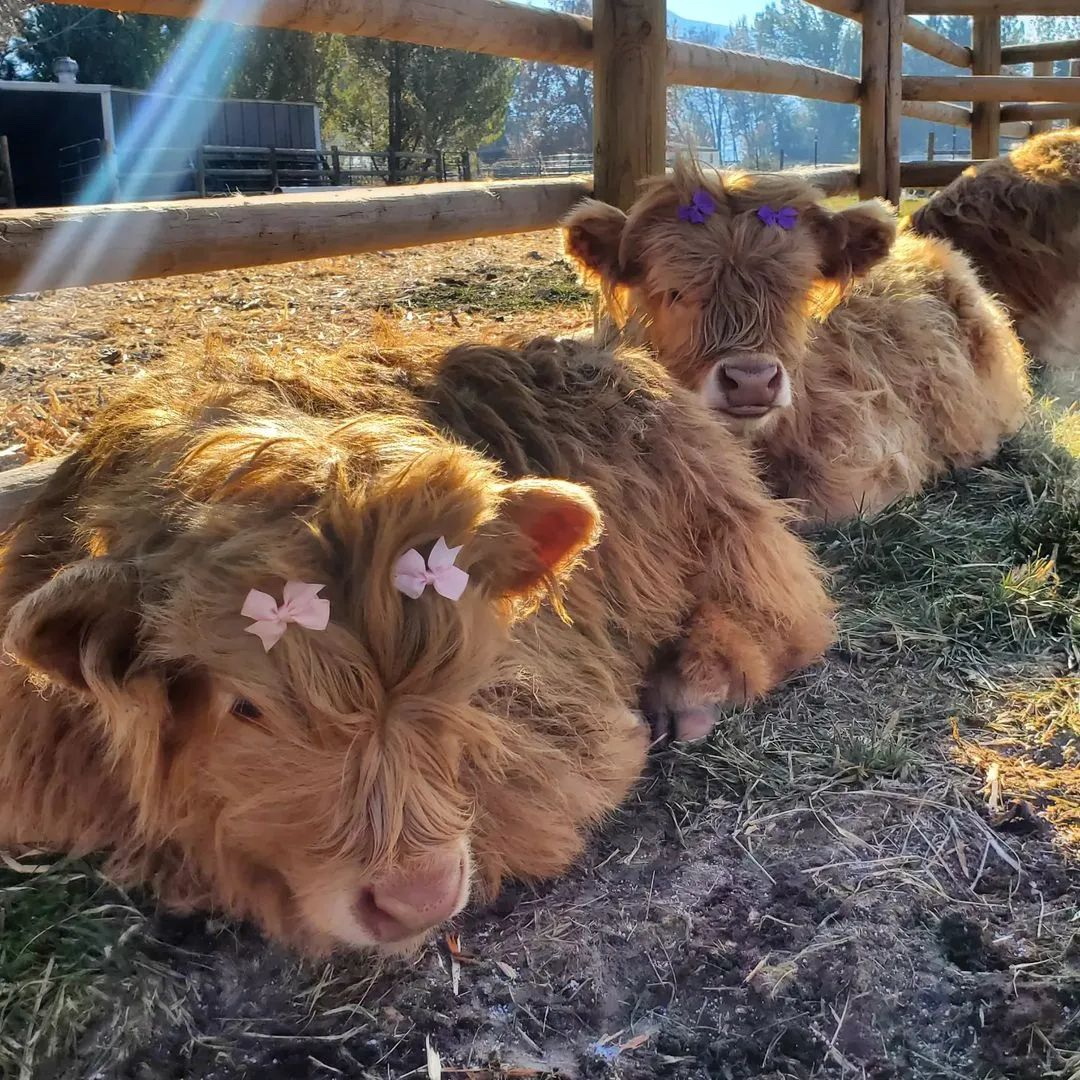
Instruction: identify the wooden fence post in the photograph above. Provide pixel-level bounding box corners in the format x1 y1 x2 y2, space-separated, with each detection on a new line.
331 145 342 185
194 145 207 197
268 146 279 191
1030 60 1054 134
103 141 120 203
593 0 667 210
859 0 903 204
971 16 1001 160
1071 60 1080 128
0 135 15 209
926 130 936 159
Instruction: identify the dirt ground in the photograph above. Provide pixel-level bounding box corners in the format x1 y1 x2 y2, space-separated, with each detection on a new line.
1 232 1079 1080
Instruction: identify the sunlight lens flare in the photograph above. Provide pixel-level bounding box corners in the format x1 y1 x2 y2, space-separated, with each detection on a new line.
17 0 249 294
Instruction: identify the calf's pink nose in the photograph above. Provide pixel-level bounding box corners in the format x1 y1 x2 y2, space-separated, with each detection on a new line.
357 852 467 943
719 361 783 409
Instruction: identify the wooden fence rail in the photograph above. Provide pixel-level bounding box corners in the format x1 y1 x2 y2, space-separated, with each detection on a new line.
904 75 1080 101
0 179 590 294
1001 101 1080 122
50 0 859 103
0 166 862 295
67 0 596 66
1001 38 1080 64
906 0 1080 14
899 158 987 186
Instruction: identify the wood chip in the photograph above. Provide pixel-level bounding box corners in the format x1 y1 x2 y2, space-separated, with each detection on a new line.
425 1035 442 1080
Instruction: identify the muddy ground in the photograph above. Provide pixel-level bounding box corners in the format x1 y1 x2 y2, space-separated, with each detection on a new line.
1 234 1078 1080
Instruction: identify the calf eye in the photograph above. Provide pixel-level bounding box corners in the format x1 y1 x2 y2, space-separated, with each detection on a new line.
230 698 263 722
663 290 683 306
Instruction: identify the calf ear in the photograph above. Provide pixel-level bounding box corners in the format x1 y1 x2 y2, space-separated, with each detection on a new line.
486 479 602 605
562 199 629 285
3 558 141 693
813 200 897 281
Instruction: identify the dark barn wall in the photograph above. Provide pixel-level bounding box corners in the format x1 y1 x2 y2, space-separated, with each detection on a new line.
109 90 318 149
0 85 319 208
0 89 105 207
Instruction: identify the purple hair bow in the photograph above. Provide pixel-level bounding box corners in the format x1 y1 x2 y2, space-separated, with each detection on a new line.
757 205 798 230
678 188 716 225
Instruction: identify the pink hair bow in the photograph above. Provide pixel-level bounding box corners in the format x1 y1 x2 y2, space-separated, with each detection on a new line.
242 581 331 652
393 537 469 601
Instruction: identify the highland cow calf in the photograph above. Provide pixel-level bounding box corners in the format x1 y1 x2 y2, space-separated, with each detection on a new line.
565 162 1030 522
0 335 833 955
908 128 1080 376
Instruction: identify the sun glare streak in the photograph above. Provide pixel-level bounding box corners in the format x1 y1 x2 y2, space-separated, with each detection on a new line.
17 0 249 294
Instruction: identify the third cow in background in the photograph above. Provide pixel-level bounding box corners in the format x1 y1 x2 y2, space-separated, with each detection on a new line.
908 128 1080 382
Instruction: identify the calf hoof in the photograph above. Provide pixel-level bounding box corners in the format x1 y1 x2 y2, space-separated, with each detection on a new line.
640 671 720 743
671 705 718 742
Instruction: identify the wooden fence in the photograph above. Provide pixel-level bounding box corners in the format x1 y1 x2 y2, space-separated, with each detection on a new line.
197 145 474 195
1 0 1079 293
0 136 14 210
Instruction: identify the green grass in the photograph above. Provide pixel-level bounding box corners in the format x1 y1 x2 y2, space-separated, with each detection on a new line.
661 396 1079 884
825 195 927 216
0 856 145 1078
386 261 592 316
816 406 1080 666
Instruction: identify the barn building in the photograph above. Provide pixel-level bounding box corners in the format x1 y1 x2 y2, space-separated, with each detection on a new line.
0 58 321 207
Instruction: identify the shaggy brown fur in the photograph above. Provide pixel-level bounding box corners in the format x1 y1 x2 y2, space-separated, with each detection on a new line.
565 161 1031 523
0 333 833 955
909 128 1080 374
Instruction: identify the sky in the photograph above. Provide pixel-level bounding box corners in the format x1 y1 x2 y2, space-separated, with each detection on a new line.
668 0 765 24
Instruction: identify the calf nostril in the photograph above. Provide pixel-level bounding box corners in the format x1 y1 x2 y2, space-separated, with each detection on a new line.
714 361 784 411
356 856 468 943
355 886 411 943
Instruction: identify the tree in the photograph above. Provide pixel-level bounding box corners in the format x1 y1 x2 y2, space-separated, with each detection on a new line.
347 39 516 169
226 29 339 103
710 20 785 168
505 59 592 156
504 0 592 157
5 4 182 87
667 19 729 161
753 0 859 164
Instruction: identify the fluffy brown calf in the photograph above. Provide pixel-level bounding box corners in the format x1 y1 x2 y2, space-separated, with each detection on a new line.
0 334 833 955
909 129 1080 374
565 162 1030 522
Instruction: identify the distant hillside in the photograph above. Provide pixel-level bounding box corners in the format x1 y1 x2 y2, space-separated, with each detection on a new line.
668 11 730 44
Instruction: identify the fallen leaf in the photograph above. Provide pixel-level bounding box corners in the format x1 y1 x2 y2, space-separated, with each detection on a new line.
444 932 477 963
